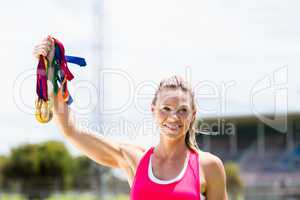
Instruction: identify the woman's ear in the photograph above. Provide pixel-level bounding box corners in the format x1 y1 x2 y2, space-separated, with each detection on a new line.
151 105 155 113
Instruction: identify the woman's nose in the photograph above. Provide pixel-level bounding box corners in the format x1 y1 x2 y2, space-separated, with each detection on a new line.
168 111 180 121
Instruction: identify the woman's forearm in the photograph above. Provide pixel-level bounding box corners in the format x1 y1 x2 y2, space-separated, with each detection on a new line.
52 92 76 137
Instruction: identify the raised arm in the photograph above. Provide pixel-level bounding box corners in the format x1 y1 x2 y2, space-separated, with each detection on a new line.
34 36 145 183
52 92 145 186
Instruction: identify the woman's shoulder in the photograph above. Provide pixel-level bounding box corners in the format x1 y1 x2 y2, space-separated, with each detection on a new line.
196 149 224 167
117 143 147 170
196 149 226 186
126 145 152 167
196 149 225 178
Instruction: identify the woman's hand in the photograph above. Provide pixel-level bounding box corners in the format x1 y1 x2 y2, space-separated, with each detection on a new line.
33 35 55 63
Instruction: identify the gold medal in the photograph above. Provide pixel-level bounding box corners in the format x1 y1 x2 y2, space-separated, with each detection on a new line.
35 99 53 123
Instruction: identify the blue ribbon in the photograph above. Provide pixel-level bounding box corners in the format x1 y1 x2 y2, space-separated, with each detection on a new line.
65 56 87 67
53 55 86 105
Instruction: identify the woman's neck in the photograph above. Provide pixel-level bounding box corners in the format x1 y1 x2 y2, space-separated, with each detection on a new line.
154 135 189 161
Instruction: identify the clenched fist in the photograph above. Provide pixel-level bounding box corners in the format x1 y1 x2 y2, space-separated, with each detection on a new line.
33 35 55 63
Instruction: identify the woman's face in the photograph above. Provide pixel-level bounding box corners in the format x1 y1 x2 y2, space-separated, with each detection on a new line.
152 88 196 139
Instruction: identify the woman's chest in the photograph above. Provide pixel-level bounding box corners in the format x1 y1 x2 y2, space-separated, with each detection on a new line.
153 158 207 194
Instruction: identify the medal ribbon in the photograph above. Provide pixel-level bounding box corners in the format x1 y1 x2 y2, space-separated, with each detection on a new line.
35 37 86 123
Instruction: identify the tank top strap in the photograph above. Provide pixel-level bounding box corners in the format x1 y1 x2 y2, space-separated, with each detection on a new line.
131 146 154 186
187 150 201 197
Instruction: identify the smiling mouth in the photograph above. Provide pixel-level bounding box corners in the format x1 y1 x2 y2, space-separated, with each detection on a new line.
163 123 182 131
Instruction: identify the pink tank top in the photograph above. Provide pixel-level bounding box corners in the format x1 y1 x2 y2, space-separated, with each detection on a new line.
130 147 202 200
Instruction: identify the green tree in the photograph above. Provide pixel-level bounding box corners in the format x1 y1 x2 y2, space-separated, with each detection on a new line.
72 156 111 193
2 141 73 200
2 140 115 199
0 155 8 188
72 156 93 189
37 141 73 188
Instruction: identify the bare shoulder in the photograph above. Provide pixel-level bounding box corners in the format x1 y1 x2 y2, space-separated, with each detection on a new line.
117 142 148 186
118 142 147 171
197 150 226 182
197 149 228 199
197 150 224 169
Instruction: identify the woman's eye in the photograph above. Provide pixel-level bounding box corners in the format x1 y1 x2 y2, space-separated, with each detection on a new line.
178 108 187 113
162 107 171 111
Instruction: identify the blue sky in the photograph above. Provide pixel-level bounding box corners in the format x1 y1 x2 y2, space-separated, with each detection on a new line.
1 0 300 156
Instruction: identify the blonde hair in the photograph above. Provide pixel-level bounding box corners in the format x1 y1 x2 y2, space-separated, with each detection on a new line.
151 75 200 152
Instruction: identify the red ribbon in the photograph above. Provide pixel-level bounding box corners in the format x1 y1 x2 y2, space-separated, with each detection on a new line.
36 56 48 101
36 37 76 104
54 38 74 81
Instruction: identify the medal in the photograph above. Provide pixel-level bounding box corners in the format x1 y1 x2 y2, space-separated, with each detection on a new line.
35 37 86 123
35 99 53 123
